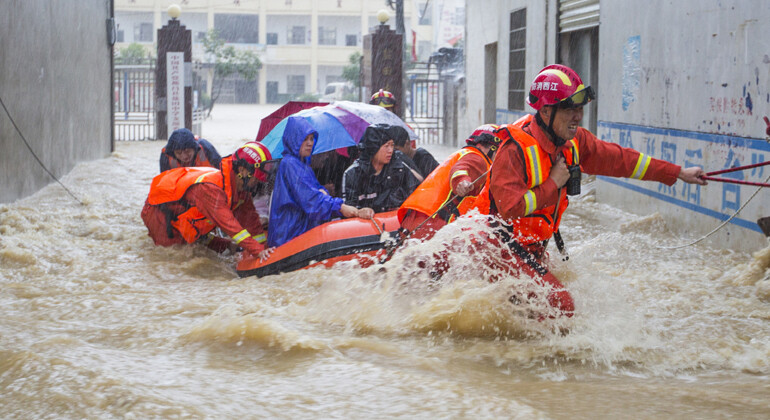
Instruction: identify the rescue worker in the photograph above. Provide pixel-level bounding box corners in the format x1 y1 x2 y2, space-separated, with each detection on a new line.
370 89 397 114
478 64 707 316
268 116 374 248
342 124 422 213
390 125 439 179
398 124 504 241
159 128 222 172
141 142 275 260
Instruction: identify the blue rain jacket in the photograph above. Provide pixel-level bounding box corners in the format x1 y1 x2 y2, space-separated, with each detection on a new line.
268 116 344 248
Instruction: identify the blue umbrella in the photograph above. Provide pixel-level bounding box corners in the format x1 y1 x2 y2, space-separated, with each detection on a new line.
260 105 371 158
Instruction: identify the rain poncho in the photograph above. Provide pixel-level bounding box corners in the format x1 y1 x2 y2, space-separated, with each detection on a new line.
267 116 344 248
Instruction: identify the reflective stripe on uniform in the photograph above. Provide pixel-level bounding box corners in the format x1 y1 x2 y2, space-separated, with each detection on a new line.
571 142 580 164
523 190 537 215
525 146 543 187
253 233 266 243
450 169 469 181
233 229 250 244
630 153 652 180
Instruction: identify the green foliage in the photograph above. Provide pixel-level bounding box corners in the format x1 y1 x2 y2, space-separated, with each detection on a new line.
201 29 262 114
117 43 153 64
295 92 320 102
342 51 362 88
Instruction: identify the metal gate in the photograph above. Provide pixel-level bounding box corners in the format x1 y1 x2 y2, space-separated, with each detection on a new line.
407 76 445 145
114 63 155 141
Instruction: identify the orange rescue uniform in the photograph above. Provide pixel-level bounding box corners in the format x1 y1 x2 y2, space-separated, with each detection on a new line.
141 158 267 256
399 146 492 240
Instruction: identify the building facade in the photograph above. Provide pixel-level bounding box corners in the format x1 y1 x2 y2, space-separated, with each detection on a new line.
462 0 770 251
115 0 439 104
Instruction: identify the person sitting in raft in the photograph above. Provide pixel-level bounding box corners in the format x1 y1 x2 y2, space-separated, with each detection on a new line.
390 125 439 179
267 116 374 248
341 124 422 213
480 64 707 317
398 124 505 242
141 141 275 260
159 128 222 172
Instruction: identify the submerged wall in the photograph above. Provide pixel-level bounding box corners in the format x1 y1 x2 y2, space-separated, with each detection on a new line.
0 0 113 204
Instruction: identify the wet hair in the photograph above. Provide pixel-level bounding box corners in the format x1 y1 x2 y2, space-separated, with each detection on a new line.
387 125 410 147
165 128 197 154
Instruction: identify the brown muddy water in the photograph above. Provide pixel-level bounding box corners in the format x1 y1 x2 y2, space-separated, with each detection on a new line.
1 107 769 419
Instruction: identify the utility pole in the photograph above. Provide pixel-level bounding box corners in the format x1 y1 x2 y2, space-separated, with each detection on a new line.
395 0 405 35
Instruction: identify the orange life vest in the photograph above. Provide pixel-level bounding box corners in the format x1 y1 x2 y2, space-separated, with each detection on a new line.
162 144 212 169
475 115 580 246
398 146 492 224
147 158 236 243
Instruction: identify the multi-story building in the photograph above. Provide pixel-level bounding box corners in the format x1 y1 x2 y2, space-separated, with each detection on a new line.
114 0 444 105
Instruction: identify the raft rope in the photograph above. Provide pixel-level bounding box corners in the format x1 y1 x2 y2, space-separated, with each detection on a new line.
0 94 84 205
656 167 770 250
370 216 384 236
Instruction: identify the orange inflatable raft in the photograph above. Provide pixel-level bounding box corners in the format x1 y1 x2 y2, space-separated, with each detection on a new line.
236 211 400 278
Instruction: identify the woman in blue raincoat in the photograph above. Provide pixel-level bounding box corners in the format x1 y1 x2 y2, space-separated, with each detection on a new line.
268 116 374 248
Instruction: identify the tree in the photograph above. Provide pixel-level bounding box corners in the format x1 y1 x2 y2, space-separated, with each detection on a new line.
342 51 362 88
117 43 152 64
201 29 262 116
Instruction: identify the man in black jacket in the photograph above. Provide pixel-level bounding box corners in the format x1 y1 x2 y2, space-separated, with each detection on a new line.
388 125 439 178
342 124 422 213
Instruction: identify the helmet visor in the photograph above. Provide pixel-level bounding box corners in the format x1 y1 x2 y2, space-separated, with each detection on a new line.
560 86 595 109
372 96 396 107
256 159 279 176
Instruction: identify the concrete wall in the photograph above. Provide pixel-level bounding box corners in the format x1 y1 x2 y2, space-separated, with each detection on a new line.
462 0 552 146
462 0 769 251
595 0 770 251
0 0 113 204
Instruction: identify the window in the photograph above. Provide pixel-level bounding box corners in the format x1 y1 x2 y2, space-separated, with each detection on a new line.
287 75 305 95
508 8 526 110
319 27 336 45
135 22 153 42
116 30 124 43
345 34 357 46
289 26 305 45
418 2 431 25
267 33 278 45
214 14 258 43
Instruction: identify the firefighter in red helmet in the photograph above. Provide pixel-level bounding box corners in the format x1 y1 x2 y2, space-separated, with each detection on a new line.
398 124 505 242
477 64 707 317
141 142 276 260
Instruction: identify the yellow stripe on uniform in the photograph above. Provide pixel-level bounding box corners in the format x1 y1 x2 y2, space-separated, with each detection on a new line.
450 169 469 181
525 146 542 187
233 229 250 244
253 233 266 243
630 153 652 180
571 141 580 164
523 190 537 215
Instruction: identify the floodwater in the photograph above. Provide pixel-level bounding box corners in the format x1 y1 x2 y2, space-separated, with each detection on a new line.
1 105 769 419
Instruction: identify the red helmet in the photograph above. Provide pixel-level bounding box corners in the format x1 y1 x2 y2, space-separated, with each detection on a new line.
233 142 273 182
465 124 503 149
526 64 595 111
370 89 396 108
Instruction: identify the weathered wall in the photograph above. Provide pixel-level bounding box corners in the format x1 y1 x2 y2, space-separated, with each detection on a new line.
0 0 113 204
596 0 770 250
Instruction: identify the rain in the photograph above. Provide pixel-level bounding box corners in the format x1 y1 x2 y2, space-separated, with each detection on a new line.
1 1 769 418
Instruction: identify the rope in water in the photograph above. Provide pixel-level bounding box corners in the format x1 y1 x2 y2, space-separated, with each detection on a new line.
656 170 770 250
0 93 84 205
